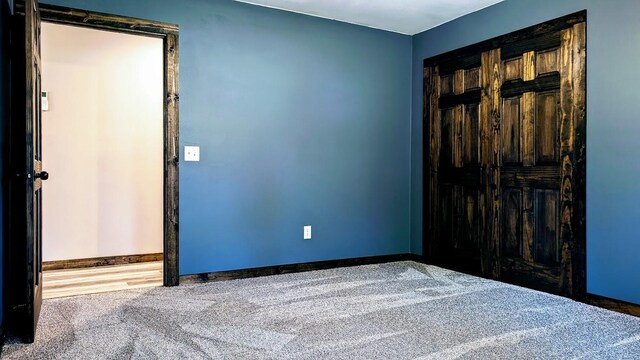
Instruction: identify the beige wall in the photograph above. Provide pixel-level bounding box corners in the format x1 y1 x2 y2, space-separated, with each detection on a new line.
41 23 163 261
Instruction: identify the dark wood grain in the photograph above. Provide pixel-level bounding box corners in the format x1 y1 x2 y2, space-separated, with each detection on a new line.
7 0 43 343
487 48 502 280
570 21 587 299
536 48 560 76
424 11 585 68
536 91 560 163
180 254 423 284
440 74 452 95
501 189 522 257
463 104 479 164
464 189 480 249
36 3 180 287
500 166 561 189
523 51 535 81
558 26 576 297
498 257 562 294
501 31 562 60
501 96 521 164
438 89 481 109
16 3 178 36
454 69 465 95
426 65 441 263
438 53 481 76
422 66 431 261
439 166 482 187
163 32 180 287
501 72 560 98
522 188 535 262
440 107 453 167
534 189 560 264
504 57 522 81
464 67 480 91
43 253 163 271
452 185 464 249
478 50 494 276
424 12 586 300
585 294 640 317
452 105 464 168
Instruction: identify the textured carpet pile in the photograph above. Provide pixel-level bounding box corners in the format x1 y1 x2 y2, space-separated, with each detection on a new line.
3 261 640 359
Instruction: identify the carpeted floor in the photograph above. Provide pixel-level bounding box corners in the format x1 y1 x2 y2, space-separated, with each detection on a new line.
2 261 639 359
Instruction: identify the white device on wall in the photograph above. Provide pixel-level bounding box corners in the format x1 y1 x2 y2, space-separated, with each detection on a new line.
42 91 49 111
184 146 200 161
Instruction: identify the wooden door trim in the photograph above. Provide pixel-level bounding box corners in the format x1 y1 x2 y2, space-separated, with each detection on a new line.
42 253 164 271
423 11 586 299
21 3 181 286
423 11 586 70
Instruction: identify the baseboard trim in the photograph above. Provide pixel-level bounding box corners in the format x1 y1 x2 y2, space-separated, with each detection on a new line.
43 253 163 271
180 253 424 285
585 294 640 317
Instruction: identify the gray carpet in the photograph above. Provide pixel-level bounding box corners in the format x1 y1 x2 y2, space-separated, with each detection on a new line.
2 261 640 359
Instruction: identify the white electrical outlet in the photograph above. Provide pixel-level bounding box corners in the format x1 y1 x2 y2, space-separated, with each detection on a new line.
184 146 200 162
303 225 312 240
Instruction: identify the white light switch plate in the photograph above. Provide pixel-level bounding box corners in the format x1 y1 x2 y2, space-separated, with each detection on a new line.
304 226 312 240
185 146 200 162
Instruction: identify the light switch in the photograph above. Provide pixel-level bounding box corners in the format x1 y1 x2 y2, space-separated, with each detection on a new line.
42 91 49 111
184 146 200 162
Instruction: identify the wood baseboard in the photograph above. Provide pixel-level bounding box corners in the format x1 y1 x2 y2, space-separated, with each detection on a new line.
585 294 640 317
180 253 424 284
43 253 163 271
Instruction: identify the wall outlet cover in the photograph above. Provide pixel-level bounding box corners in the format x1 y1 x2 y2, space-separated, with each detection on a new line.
185 146 200 161
304 225 312 240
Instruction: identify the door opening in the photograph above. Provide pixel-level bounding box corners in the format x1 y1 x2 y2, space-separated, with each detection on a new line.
39 21 165 299
6 2 179 343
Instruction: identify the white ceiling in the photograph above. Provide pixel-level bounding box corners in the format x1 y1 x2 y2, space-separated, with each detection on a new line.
234 0 504 35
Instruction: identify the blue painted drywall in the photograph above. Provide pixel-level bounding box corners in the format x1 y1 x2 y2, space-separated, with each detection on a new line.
40 0 412 275
411 0 640 305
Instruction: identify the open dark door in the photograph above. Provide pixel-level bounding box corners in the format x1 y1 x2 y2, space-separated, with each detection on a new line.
8 0 44 343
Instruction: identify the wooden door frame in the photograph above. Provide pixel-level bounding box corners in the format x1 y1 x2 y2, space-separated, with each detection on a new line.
422 11 586 298
30 3 180 286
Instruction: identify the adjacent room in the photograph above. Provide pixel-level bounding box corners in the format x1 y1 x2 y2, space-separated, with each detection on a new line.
40 22 164 299
1 0 639 359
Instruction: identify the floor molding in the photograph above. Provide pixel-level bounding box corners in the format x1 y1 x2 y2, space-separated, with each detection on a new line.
180 253 423 284
585 294 640 317
43 253 163 271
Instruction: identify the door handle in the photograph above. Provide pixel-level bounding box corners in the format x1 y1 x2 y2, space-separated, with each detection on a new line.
35 171 49 181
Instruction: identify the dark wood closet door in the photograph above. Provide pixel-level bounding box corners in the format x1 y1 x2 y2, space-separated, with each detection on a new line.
425 12 586 297
495 23 586 295
425 62 485 275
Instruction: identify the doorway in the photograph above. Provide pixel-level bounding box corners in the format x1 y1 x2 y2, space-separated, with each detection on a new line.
33 3 181 287
40 22 164 299
6 1 179 342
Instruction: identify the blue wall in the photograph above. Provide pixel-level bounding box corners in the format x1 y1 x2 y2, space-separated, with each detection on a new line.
41 0 412 275
411 0 640 305
2 0 637 328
